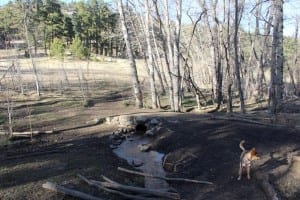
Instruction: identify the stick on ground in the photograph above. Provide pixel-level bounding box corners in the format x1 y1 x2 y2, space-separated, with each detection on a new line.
42 181 103 200
118 166 213 185
77 174 160 200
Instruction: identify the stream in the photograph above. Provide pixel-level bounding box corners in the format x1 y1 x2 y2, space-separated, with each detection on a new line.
113 135 169 190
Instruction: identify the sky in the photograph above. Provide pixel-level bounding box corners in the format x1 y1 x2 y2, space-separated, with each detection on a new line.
0 0 76 5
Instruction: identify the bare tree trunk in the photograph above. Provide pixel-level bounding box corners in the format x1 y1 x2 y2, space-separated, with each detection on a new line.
275 0 284 105
22 3 40 97
117 0 143 108
269 0 284 114
198 0 223 110
234 0 245 113
172 0 182 112
163 0 175 110
144 0 158 109
223 0 233 112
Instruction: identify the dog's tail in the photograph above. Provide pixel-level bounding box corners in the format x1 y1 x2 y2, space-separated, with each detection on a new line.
239 140 246 151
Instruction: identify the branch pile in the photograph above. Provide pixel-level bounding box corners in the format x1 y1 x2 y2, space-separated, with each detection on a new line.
77 174 181 200
43 167 213 199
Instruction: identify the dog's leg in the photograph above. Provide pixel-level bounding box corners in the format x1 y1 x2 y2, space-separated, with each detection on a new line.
247 166 251 179
238 164 242 180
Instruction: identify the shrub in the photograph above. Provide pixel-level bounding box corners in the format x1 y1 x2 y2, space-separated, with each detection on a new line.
50 38 65 58
70 35 89 59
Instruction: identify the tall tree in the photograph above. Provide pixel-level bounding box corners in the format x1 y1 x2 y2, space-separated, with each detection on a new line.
20 0 41 96
163 0 175 110
269 0 284 114
198 0 223 111
234 0 245 113
144 0 158 109
172 0 182 112
116 0 143 108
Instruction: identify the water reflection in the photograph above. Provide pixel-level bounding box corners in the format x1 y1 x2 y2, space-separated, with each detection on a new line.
113 136 169 190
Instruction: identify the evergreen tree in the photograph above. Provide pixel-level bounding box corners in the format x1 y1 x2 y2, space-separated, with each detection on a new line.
70 35 88 59
50 37 65 58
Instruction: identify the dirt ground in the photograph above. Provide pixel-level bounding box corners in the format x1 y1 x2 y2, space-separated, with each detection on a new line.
0 53 299 199
1 107 299 200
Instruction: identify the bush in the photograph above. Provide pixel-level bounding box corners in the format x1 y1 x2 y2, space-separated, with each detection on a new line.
50 38 65 58
70 35 89 59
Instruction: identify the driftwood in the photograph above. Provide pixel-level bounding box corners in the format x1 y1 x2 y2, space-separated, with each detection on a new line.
78 174 180 200
118 167 213 185
254 173 281 200
42 181 103 200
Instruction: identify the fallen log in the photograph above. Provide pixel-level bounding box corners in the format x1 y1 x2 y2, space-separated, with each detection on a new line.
118 167 213 185
100 175 180 199
254 173 281 200
78 174 180 200
42 181 103 200
7 130 58 140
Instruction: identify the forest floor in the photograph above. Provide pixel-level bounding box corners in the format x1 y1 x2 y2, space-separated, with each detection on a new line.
0 52 300 199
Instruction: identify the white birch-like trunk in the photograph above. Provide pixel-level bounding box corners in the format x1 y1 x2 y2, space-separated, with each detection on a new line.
144 0 158 109
163 0 175 110
172 0 182 112
117 0 143 108
23 3 40 97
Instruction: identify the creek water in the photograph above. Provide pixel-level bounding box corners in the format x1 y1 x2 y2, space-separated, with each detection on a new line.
113 135 169 190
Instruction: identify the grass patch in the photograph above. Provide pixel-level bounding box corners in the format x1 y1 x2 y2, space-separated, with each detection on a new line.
31 106 52 115
182 95 196 107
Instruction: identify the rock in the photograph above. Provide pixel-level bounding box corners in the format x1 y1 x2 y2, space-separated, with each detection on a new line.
119 115 135 127
106 116 119 124
138 144 151 152
145 129 154 136
150 118 160 125
131 159 144 167
145 126 162 136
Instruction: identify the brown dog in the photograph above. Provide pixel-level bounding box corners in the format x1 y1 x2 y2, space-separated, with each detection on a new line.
238 140 260 180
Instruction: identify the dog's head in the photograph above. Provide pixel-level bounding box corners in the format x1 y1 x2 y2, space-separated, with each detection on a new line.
250 148 260 160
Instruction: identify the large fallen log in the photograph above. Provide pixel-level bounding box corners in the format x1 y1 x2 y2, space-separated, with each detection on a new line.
1 117 105 139
254 173 281 200
78 174 180 200
6 130 58 140
42 181 103 200
118 167 213 185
